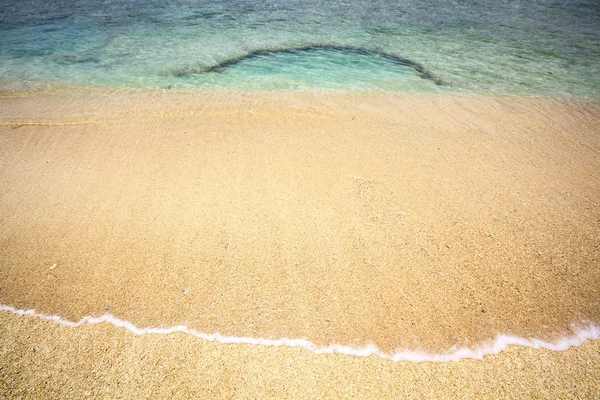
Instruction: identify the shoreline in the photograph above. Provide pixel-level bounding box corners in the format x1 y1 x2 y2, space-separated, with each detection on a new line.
2 78 600 101
2 309 599 398
2 305 599 363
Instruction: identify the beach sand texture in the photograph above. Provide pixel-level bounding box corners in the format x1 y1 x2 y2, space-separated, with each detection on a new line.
1 91 599 396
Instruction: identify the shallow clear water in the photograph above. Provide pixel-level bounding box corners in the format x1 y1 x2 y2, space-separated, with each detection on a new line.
1 0 599 96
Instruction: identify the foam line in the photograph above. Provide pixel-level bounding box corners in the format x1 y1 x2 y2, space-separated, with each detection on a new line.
1 305 598 363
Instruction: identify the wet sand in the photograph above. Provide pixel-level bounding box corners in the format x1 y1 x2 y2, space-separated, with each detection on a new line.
0 90 599 387
1 310 599 398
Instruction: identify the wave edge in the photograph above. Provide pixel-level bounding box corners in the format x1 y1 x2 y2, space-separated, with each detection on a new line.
1 305 598 363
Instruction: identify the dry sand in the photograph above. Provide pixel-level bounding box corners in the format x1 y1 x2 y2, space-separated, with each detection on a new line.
0 89 599 397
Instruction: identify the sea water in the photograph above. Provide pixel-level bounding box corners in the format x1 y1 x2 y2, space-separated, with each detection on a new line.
1 0 599 97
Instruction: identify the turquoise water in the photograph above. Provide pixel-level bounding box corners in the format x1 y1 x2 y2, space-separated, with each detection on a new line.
0 0 599 96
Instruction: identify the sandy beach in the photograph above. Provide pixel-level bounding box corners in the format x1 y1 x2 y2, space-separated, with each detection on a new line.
1 89 599 397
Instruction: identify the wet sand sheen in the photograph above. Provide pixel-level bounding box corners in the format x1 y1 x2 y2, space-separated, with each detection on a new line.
0 91 599 354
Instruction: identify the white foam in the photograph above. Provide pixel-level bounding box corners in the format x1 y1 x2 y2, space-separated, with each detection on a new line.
1 304 598 363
